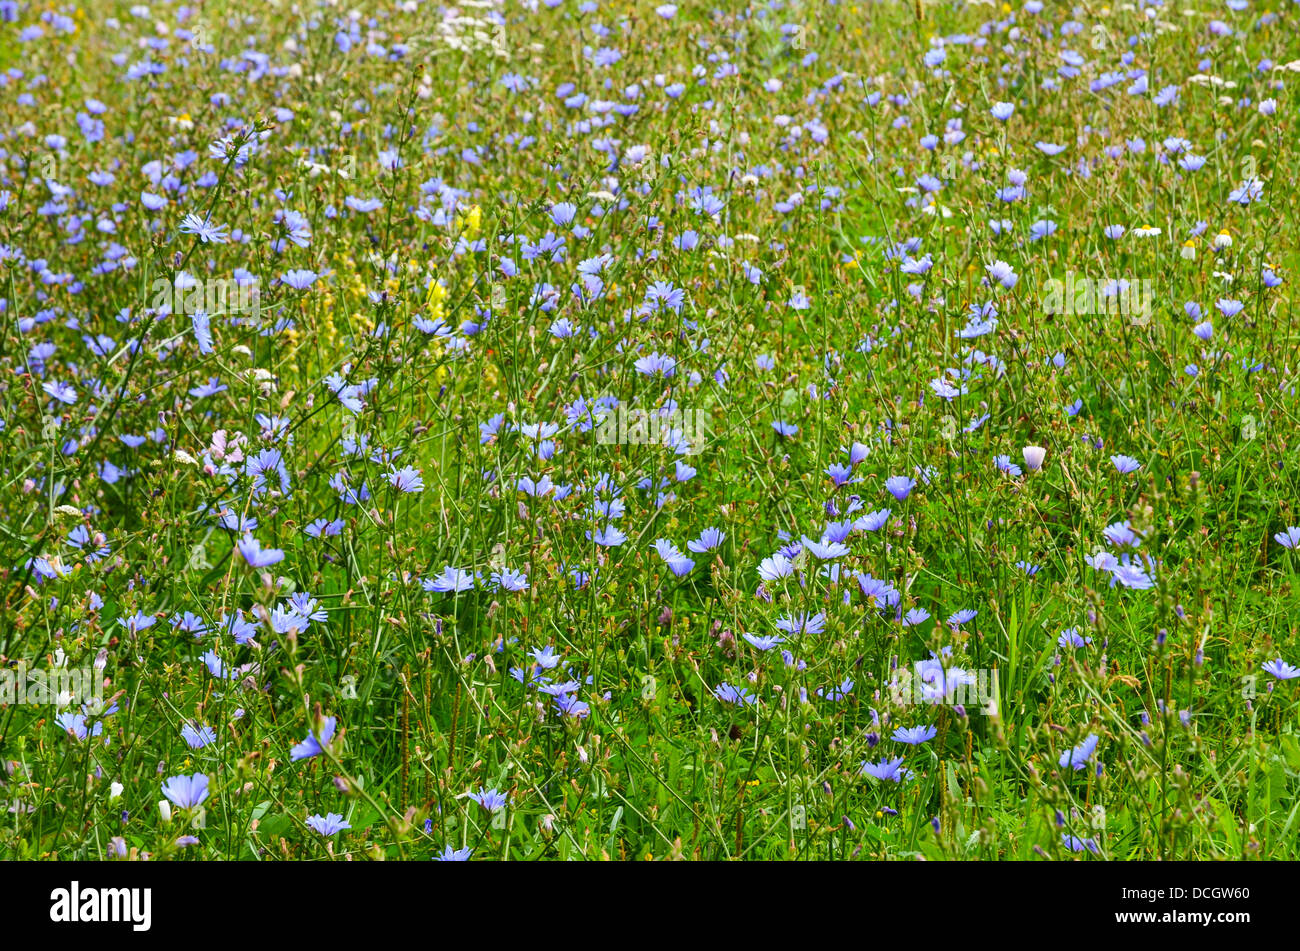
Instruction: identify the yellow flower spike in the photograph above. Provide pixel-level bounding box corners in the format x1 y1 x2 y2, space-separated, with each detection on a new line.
426 278 447 316
454 204 483 238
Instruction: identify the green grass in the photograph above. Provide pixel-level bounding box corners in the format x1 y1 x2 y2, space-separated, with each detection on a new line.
0 0 1298 861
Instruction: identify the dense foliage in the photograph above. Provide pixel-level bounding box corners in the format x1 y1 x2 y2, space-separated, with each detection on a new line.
2 0 1300 861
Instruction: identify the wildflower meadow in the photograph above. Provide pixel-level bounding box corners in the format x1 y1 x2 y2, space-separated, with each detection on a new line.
2 0 1300 893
